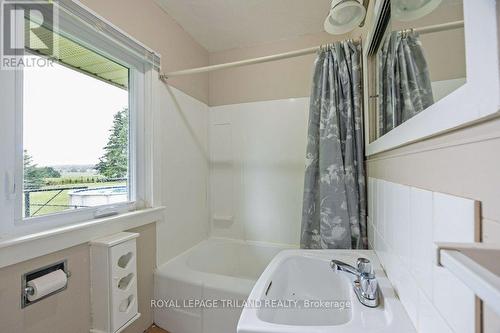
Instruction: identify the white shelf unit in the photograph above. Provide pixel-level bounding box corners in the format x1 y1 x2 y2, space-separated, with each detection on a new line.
90 232 141 333
437 242 500 316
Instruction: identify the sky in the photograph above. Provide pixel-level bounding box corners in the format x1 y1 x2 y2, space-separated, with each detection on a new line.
23 58 129 166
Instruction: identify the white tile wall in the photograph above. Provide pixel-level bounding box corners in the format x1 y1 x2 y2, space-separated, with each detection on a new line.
376 179 387 240
410 187 434 300
482 219 500 244
392 183 411 267
432 193 477 333
484 304 500 333
209 98 309 245
368 178 479 333
418 290 454 333
433 193 477 244
480 219 500 333
157 86 210 265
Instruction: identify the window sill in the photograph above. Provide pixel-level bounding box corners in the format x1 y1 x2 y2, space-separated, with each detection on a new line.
0 207 165 268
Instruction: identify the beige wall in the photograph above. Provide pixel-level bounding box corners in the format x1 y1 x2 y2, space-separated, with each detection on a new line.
208 32 348 106
366 117 500 226
358 0 500 275
358 1 500 331
0 243 90 333
80 0 210 104
122 223 157 333
391 2 466 82
359 0 497 225
0 1 206 332
366 115 500 333
79 0 344 107
0 223 157 333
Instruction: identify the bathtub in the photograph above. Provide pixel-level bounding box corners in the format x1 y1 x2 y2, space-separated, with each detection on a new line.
154 238 290 333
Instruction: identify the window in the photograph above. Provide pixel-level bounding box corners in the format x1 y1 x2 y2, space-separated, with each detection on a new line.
0 1 158 234
23 43 130 219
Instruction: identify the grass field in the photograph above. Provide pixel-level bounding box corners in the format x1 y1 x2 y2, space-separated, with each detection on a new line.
24 180 126 217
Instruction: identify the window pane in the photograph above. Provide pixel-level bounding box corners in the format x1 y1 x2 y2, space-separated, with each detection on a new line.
23 51 130 218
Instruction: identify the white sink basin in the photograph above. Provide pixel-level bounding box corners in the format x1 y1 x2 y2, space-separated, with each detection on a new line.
237 250 416 333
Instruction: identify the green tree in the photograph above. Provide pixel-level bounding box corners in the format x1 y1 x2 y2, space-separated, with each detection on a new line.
23 150 45 189
39 166 61 178
96 108 128 179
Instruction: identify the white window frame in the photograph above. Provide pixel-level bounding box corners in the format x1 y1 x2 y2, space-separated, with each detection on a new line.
0 1 155 236
363 0 500 156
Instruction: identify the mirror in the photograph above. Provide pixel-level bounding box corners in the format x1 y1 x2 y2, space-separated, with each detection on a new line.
368 0 466 140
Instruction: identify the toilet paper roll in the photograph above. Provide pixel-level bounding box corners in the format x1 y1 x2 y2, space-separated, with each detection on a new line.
27 269 67 302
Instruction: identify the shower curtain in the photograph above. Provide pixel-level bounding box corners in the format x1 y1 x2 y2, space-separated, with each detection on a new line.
378 31 434 135
300 41 366 250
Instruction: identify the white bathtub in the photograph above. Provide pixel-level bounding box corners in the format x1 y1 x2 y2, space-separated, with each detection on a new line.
154 238 290 333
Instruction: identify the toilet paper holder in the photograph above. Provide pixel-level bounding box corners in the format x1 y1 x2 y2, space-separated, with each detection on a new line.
21 259 71 308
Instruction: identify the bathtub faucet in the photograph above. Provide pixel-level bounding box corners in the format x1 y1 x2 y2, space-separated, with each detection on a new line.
330 257 379 308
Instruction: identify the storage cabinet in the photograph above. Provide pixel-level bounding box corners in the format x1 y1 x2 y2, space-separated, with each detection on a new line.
90 232 140 333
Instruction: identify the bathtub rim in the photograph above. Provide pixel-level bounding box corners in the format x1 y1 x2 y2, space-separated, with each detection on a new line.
154 237 295 295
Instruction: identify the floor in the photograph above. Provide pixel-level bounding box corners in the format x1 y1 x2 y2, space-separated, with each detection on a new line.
144 324 169 333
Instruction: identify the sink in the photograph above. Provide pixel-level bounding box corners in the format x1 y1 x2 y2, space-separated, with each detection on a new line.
257 254 353 326
237 250 416 333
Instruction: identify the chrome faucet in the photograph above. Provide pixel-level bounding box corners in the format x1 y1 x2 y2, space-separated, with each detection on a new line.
330 257 379 308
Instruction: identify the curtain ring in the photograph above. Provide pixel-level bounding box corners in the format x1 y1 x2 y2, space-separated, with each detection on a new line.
402 28 413 38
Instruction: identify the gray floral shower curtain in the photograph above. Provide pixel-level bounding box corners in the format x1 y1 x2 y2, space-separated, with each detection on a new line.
378 31 434 135
300 41 366 250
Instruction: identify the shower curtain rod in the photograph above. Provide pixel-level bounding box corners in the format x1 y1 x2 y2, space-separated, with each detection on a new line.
160 20 463 81
407 20 464 35
160 39 360 81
